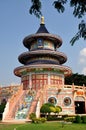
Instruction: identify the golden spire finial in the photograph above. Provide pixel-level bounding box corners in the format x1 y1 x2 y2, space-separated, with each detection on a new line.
41 16 44 24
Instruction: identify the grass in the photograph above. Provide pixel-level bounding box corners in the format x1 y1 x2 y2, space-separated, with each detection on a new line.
0 122 86 130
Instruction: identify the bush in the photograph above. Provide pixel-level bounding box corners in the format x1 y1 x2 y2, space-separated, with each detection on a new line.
29 113 36 120
64 117 75 122
75 115 82 123
62 114 68 120
81 116 86 123
32 117 47 123
41 117 47 123
0 103 6 113
47 115 57 121
0 114 2 120
47 115 63 121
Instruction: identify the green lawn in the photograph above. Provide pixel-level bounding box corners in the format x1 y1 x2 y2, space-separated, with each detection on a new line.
0 122 86 130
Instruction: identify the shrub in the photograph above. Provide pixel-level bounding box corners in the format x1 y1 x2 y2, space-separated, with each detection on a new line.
47 115 63 121
32 117 46 123
0 114 2 120
41 117 47 123
81 116 86 123
29 113 36 120
29 113 46 123
62 114 68 120
0 103 6 113
75 115 82 123
47 115 57 121
64 117 75 122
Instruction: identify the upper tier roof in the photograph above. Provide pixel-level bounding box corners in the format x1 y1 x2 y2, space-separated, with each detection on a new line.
36 17 49 33
36 24 49 33
23 17 62 49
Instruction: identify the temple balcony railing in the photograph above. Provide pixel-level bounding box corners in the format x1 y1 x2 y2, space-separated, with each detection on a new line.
64 84 86 95
44 84 86 91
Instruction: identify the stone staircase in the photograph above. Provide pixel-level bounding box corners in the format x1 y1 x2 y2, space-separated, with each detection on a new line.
2 87 44 122
28 89 42 118
15 95 33 119
2 85 26 121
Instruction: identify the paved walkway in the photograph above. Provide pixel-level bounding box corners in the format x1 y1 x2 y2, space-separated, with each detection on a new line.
0 119 31 124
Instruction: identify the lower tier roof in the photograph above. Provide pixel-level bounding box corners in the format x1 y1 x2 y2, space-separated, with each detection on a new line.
14 64 72 77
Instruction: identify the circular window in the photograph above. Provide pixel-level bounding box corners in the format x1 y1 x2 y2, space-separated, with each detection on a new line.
64 97 71 106
48 97 57 105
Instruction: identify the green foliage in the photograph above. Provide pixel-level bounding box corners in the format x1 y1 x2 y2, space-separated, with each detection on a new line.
44 103 55 107
40 103 62 116
32 117 47 123
29 0 86 45
53 0 67 13
49 106 56 113
75 115 82 123
65 73 86 86
29 113 36 120
81 116 86 123
0 103 6 113
70 0 86 18
29 0 86 18
47 115 57 121
64 116 75 122
70 20 86 45
40 103 55 114
41 117 47 123
0 114 2 120
55 106 62 113
0 102 6 120
29 0 42 18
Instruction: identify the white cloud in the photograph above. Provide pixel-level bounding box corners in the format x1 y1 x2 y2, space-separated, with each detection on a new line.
79 58 86 64
79 48 86 65
79 48 86 75
81 67 86 75
80 48 86 57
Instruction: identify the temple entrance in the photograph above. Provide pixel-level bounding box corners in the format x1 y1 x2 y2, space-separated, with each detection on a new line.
74 96 85 114
75 101 85 114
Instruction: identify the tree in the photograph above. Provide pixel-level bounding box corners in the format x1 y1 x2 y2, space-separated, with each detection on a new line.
65 73 86 86
29 0 86 45
40 103 62 117
0 102 6 113
50 106 56 113
40 103 55 116
55 106 62 115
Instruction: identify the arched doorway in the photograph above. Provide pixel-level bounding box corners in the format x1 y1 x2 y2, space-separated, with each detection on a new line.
74 96 85 114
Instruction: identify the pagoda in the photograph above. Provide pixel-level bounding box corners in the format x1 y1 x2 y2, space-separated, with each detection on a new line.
3 18 86 122
4 17 73 120
2 18 86 122
14 17 72 91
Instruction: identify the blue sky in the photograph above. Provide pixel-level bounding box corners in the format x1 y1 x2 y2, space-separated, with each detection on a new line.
0 0 86 86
